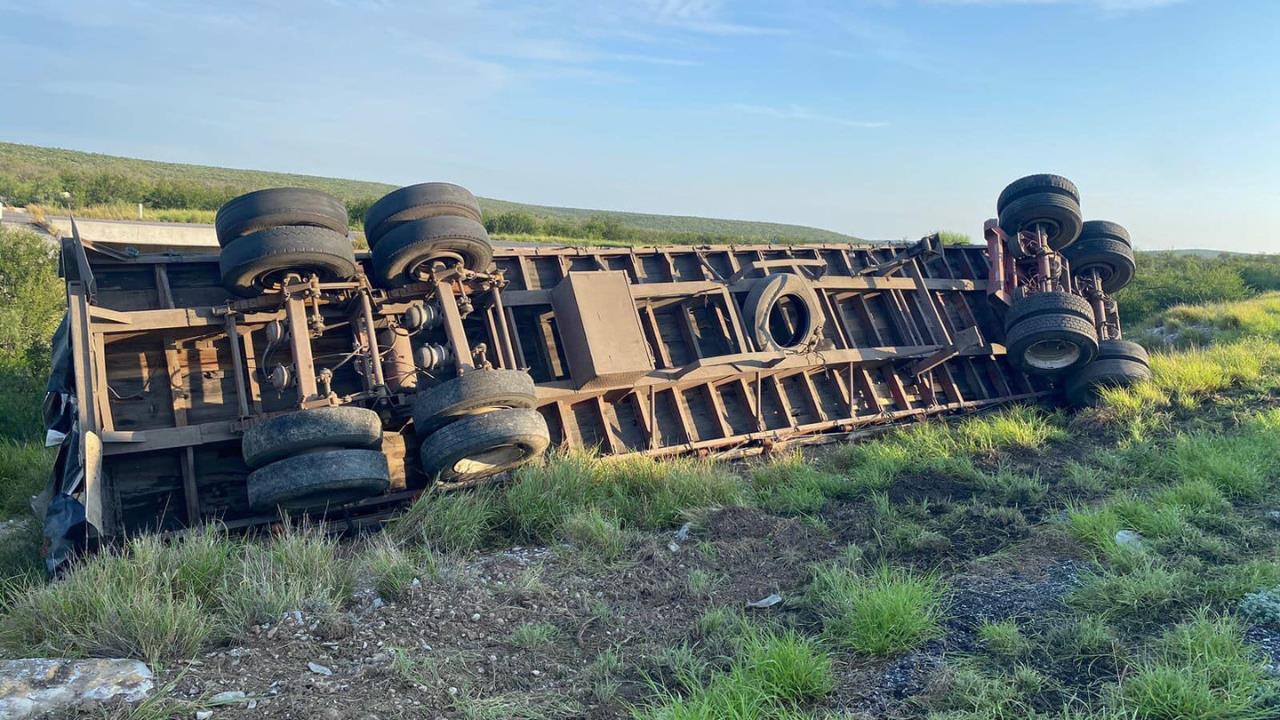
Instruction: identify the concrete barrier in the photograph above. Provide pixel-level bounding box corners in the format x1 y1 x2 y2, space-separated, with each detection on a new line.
46 216 219 248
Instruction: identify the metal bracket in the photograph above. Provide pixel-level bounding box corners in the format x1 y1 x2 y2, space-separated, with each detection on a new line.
911 325 982 377
864 234 942 277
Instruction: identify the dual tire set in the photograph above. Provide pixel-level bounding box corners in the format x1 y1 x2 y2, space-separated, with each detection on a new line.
996 174 1151 405
214 183 496 296
217 184 549 512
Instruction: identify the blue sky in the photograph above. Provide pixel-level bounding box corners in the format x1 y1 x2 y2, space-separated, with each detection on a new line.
1 0 1276 252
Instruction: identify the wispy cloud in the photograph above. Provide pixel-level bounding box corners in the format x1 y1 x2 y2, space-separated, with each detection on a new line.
927 0 1186 14
640 0 790 36
730 103 889 128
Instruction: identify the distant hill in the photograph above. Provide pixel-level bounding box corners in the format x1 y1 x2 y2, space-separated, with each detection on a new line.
1142 248 1256 259
0 142 859 243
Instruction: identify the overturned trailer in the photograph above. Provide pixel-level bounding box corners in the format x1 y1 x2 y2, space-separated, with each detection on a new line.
39 175 1145 561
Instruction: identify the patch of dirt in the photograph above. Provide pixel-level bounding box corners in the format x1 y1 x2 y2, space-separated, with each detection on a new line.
143 507 836 719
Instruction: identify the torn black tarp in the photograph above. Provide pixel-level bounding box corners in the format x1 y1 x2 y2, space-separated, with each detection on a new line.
39 313 89 574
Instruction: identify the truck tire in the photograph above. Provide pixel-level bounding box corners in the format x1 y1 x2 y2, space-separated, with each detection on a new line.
247 448 390 512
220 226 357 297
1078 220 1130 246
1096 338 1149 364
1064 226 1136 293
1005 314 1098 376
1065 358 1152 406
998 192 1083 251
996 174 1080 214
369 216 494 288
412 369 538 436
1004 291 1095 331
743 273 823 351
241 406 383 470
418 407 549 489
363 183 483 249
215 188 350 247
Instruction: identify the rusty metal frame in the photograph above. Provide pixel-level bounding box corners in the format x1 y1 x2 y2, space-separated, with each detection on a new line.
64 233 1056 538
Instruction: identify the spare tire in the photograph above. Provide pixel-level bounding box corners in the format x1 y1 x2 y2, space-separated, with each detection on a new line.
997 174 1080 214
247 448 390 512
412 369 537 436
418 407 550 489
220 225 357 297
363 183 483 249
1004 291 1095 332
369 215 494 288
743 273 823 352
1004 314 1098 376
1064 226 1136 293
215 188 349 247
241 406 383 469
1065 358 1153 407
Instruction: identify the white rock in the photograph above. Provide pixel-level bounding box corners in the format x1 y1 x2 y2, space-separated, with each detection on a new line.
1115 530 1143 547
0 658 153 718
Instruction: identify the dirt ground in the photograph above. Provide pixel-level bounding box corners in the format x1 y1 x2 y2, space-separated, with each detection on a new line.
106 499 1086 720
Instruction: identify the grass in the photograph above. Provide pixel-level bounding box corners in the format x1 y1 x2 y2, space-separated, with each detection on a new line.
509 621 559 648
387 488 501 553
637 625 834 719
361 535 421 599
810 563 945 655
977 620 1030 658
0 523 349 665
1113 612 1279 720
27 202 218 225
0 439 53 518
1139 292 1280 348
749 451 845 514
826 405 1064 492
558 507 628 561
504 449 747 542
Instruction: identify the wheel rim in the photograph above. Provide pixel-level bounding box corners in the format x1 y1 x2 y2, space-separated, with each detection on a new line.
766 294 812 349
452 444 528 475
1025 339 1081 370
255 268 323 292
408 251 467 280
1026 220 1061 243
